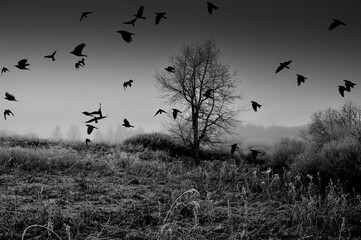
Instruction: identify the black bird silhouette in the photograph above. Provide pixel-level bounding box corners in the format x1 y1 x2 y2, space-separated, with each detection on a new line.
338 85 347 97
251 101 261 112
75 62 80 70
123 118 134 128
275 60 292 73
155 12 167 25
70 43 87 57
4 109 14 120
15 59 30 70
85 138 91 147
82 111 94 117
329 18 347 30
79 58 85 67
116 30 136 43
86 124 98 134
203 89 213 99
296 74 307 86
251 149 262 160
1 67 10 75
44 51 56 61
85 115 107 124
4 92 17 101
154 109 167 117
134 6 146 20
165 66 175 73
80 11 93 22
89 103 103 117
123 18 137 27
123 80 133 90
172 108 182 119
231 143 239 155
206 2 218 14
344 80 356 91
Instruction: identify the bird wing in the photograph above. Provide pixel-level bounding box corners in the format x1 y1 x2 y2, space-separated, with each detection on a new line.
117 31 134 43
155 14 161 25
19 59 29 66
338 86 345 97
124 118 130 125
275 65 283 73
74 43 86 53
5 92 13 99
137 6 144 16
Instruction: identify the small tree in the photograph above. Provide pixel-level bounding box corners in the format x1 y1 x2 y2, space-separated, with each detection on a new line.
154 38 242 165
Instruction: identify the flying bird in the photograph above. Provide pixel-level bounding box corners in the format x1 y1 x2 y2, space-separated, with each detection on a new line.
86 124 98 134
85 115 107 124
79 58 85 67
1 67 10 75
155 12 167 25
116 30 136 43
15 59 30 70
89 103 103 117
134 6 146 20
231 143 239 155
275 60 292 73
44 51 57 61
172 108 182 119
344 80 356 91
329 18 347 30
251 101 262 112
70 43 87 57
206 2 218 14
154 109 167 117
85 138 91 147
165 66 175 73
296 74 307 86
251 149 262 160
123 18 137 27
82 111 94 117
4 92 17 101
203 89 213 99
123 118 134 128
338 85 347 97
123 80 133 90
80 11 93 22
4 109 14 120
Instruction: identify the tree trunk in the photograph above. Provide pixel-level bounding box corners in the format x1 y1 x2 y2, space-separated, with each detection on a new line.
192 108 200 165
193 138 200 165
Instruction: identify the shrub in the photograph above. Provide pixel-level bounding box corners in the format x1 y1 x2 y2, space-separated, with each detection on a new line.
270 138 306 170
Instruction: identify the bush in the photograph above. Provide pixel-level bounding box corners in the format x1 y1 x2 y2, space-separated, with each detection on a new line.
270 138 306 170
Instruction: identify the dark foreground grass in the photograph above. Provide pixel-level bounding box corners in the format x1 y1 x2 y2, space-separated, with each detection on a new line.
0 139 361 239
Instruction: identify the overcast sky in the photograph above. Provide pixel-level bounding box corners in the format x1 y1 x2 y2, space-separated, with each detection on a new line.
0 0 360 139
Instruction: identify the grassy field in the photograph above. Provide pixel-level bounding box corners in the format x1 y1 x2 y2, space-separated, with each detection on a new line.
1 135 361 240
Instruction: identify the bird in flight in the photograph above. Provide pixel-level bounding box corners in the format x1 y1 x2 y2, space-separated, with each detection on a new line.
206 2 218 14
154 109 167 117
4 109 14 120
329 18 347 31
4 92 17 101
123 118 134 128
251 101 262 112
89 103 103 117
117 30 136 43
44 50 57 61
123 18 137 27
123 80 133 90
165 66 175 73
231 143 239 155
155 12 167 25
1 67 10 75
203 89 213 99
134 6 146 20
85 138 91 147
85 115 107 124
15 59 30 70
80 11 93 22
82 111 94 117
275 60 292 73
70 43 87 57
86 124 98 134
296 74 307 86
344 80 356 91
172 108 182 119
250 149 262 160
338 85 347 97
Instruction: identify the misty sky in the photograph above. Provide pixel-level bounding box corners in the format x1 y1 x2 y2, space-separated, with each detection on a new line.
0 0 360 139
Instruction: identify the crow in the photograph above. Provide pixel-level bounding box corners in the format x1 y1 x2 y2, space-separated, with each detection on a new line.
44 51 56 61
206 2 218 14
275 60 292 73
165 66 175 73
1 67 10 75
329 18 347 30
123 118 134 128
123 18 137 27
172 108 182 119
231 143 239 155
70 43 87 57
296 74 307 86
203 89 213 99
85 138 91 147
15 59 30 70
338 85 347 97
4 92 17 101
80 11 93 22
155 12 166 25
82 111 94 117
251 149 262 160
116 30 136 43
344 80 356 91
154 109 167 117
89 103 103 117
86 124 98 134
251 101 262 112
123 80 133 90
4 109 14 120
134 6 146 20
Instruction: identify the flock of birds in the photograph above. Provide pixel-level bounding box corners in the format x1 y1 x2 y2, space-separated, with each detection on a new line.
0 2 357 156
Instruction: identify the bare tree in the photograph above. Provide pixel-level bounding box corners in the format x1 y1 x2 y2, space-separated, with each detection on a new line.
154 38 242 165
